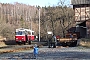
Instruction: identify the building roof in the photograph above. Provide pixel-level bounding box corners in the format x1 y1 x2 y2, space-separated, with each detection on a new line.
71 0 90 5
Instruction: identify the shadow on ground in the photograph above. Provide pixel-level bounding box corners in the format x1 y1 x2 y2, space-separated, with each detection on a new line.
4 40 17 45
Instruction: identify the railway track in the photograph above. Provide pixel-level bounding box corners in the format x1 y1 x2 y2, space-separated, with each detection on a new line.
0 46 90 60
0 45 34 54
0 41 75 54
0 41 45 54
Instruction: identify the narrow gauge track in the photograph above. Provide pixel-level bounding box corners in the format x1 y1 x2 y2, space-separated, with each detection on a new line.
0 41 46 54
0 45 33 54
0 46 90 60
0 41 76 54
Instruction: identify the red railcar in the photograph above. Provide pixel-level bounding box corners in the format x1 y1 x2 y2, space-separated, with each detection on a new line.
15 28 35 45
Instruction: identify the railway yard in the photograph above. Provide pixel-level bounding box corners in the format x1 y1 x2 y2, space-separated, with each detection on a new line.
0 41 90 60
0 0 90 60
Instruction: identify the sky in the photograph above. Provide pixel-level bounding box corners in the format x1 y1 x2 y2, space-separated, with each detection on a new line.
0 0 70 7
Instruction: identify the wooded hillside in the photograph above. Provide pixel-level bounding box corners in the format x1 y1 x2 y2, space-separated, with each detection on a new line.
0 2 74 40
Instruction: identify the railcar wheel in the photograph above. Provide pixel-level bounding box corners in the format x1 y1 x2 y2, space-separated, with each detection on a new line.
28 41 31 45
16 42 21 45
73 40 77 47
24 42 26 45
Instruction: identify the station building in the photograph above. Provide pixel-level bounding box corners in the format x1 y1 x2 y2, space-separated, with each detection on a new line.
71 0 90 38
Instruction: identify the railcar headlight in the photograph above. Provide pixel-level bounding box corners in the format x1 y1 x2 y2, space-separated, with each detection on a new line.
16 38 18 39
22 38 24 39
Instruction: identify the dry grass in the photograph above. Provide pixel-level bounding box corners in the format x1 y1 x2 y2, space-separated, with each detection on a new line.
0 42 7 47
79 38 90 47
0 36 7 47
0 46 33 54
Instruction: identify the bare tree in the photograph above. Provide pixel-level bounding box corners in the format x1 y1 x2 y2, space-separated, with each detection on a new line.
57 0 74 37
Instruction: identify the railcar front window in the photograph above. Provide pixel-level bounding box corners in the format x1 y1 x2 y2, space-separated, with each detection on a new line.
32 32 34 35
16 31 25 35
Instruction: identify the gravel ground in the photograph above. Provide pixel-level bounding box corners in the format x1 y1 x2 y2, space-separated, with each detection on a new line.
0 46 90 60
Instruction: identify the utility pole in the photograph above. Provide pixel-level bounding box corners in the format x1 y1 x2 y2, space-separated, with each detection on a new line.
30 16 32 35
39 8 40 42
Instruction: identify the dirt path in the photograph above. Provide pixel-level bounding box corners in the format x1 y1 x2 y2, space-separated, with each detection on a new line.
0 46 90 60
